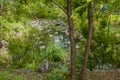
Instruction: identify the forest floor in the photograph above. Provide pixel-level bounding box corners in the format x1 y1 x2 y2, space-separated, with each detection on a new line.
85 69 120 80
0 69 120 80
0 68 45 80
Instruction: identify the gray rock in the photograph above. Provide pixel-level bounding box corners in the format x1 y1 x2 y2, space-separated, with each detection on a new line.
37 60 48 73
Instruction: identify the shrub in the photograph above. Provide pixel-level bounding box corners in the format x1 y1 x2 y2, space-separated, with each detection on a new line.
0 48 12 68
47 65 68 80
46 42 67 62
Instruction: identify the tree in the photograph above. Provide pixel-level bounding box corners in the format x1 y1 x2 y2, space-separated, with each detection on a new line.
67 0 76 80
80 1 94 80
0 0 4 15
51 0 76 80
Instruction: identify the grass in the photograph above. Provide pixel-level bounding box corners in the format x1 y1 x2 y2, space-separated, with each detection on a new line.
0 71 9 80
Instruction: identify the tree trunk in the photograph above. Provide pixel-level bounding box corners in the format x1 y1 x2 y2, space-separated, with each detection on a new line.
0 0 4 15
67 0 76 80
80 1 94 80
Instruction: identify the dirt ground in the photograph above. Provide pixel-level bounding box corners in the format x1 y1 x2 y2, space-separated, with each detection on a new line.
85 69 120 80
1 69 120 80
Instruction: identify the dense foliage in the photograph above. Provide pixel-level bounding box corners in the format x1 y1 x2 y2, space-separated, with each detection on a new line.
0 0 120 80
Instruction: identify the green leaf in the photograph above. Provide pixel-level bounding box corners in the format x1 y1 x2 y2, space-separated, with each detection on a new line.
87 0 92 2
106 44 112 52
117 15 120 21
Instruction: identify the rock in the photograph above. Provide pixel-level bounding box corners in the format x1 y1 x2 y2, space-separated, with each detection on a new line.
37 60 48 73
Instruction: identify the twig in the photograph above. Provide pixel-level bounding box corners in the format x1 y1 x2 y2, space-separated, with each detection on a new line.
51 0 67 14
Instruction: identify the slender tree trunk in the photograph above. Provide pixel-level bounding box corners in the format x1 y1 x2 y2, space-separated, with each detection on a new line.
51 0 76 80
80 1 94 80
0 0 3 15
67 0 76 80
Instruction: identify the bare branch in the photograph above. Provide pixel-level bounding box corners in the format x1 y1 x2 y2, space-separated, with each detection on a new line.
51 0 67 14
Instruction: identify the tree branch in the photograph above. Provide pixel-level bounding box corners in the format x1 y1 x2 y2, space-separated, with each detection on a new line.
51 0 67 14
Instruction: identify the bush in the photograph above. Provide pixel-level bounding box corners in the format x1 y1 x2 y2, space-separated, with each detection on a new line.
7 27 46 68
0 22 50 69
47 64 69 80
0 48 12 68
46 42 67 62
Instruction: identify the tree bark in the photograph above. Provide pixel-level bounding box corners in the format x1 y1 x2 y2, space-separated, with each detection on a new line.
80 1 94 80
0 0 3 15
67 0 76 80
